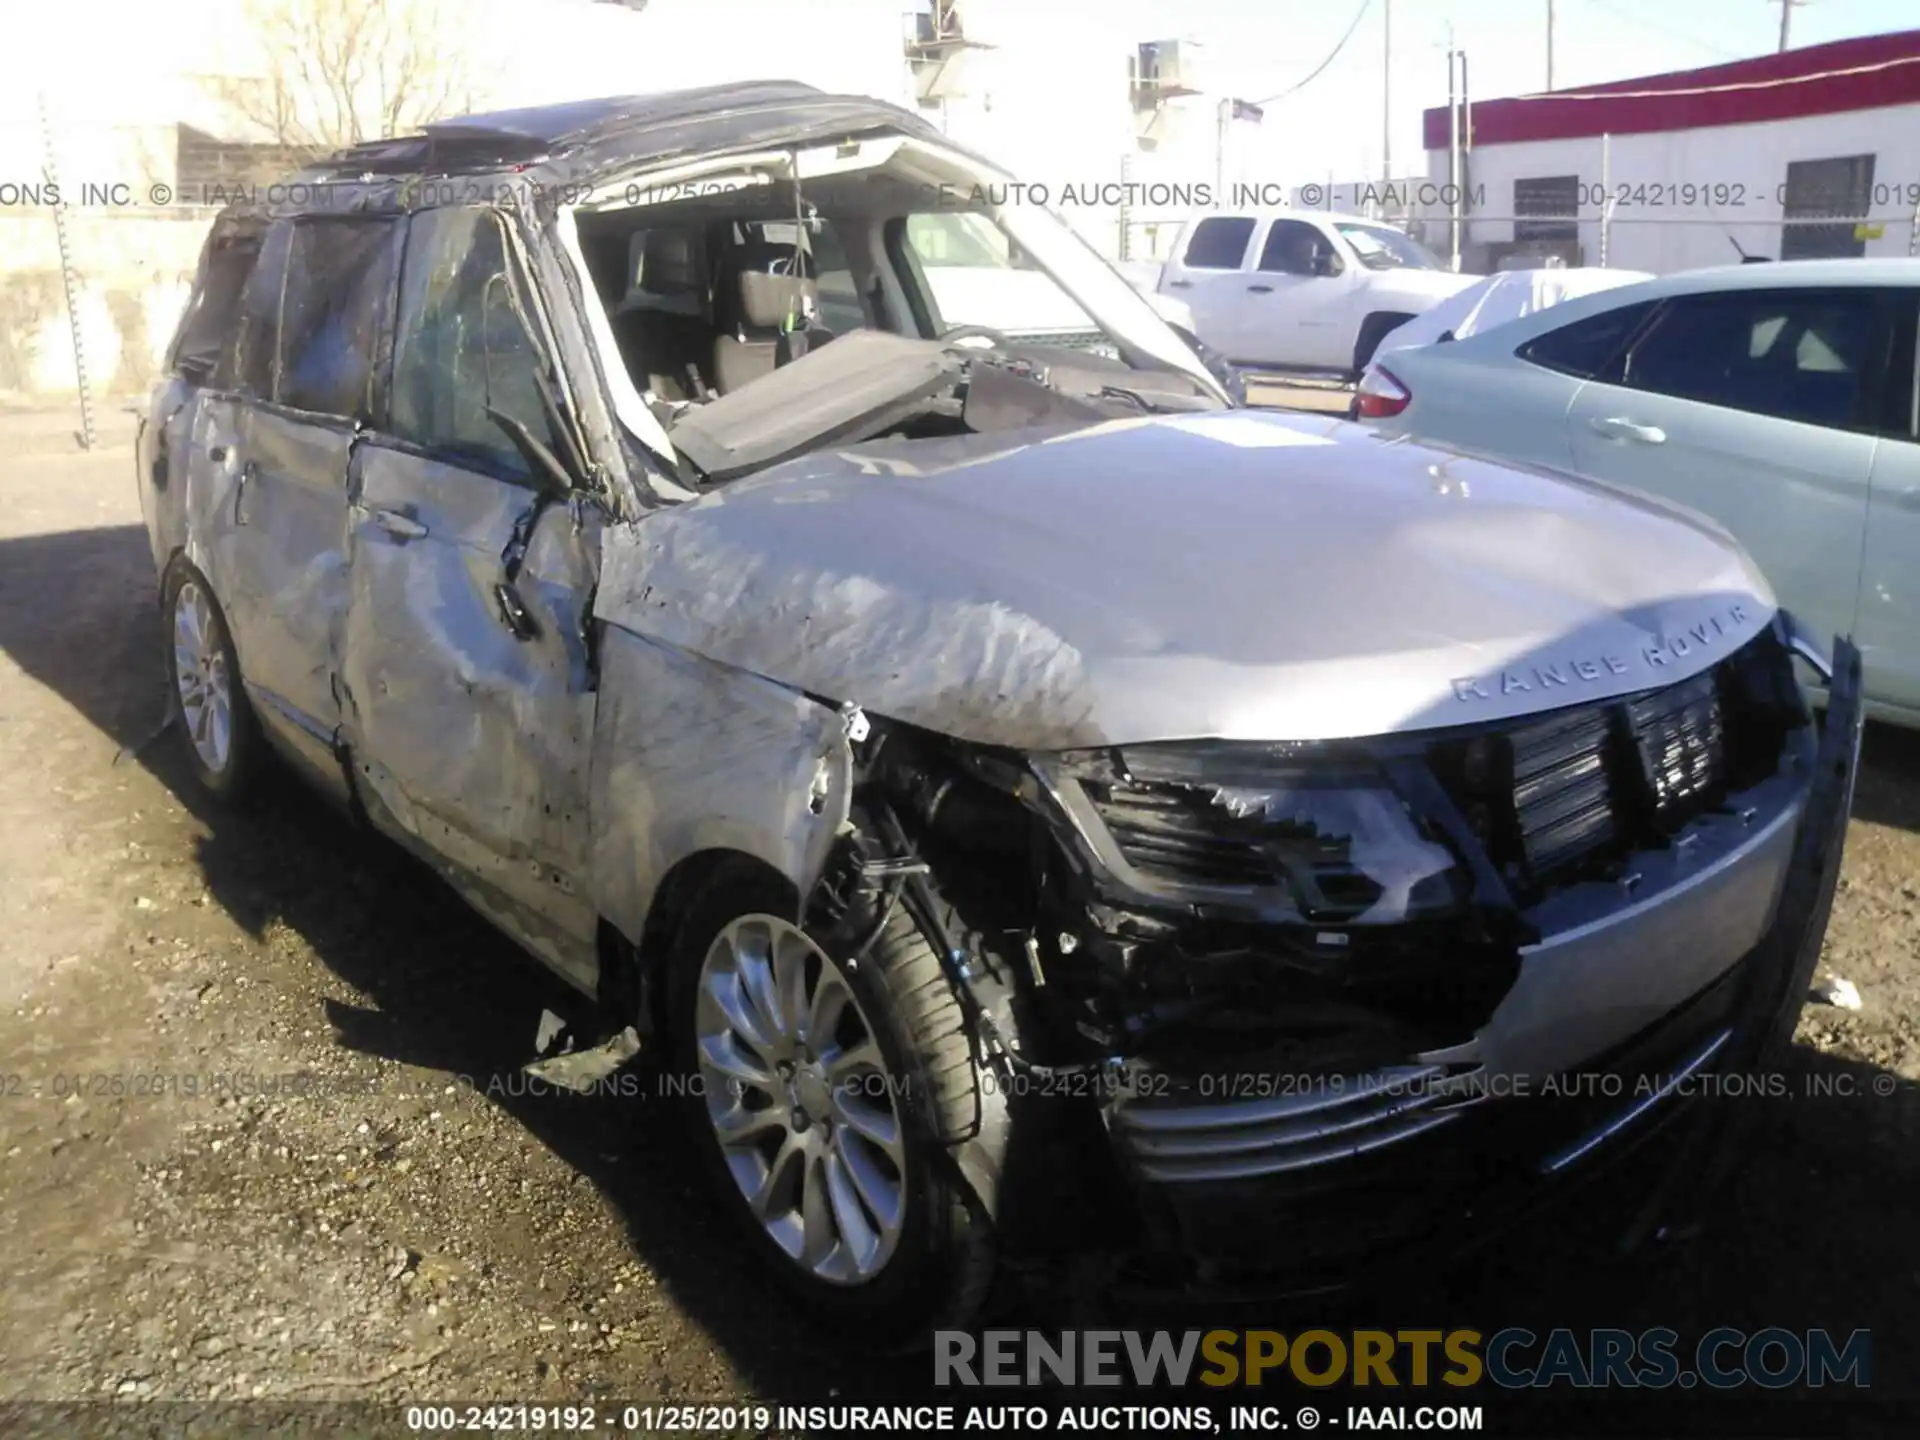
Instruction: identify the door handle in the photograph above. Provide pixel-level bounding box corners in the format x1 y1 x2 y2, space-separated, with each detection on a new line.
1589 416 1667 444
371 508 428 540
1247 283 1274 293
1166 279 1193 288
233 460 257 526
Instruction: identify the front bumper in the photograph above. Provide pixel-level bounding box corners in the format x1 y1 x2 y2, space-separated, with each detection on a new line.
1096 630 1864 1289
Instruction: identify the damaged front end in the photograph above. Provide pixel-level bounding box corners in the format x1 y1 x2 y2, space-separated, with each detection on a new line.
805 613 1863 1294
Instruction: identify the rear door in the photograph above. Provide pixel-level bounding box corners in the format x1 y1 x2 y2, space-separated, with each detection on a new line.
202 214 403 781
1158 215 1257 358
1858 289 1920 714
339 205 601 988
1379 298 1659 468
141 226 262 575
1565 286 1880 663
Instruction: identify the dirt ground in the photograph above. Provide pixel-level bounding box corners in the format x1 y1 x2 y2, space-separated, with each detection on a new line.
1 404 1917 1436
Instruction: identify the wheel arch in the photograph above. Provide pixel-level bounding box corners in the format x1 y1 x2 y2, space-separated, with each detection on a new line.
1353 309 1417 372
158 543 195 595
600 847 800 1034
586 627 857 1019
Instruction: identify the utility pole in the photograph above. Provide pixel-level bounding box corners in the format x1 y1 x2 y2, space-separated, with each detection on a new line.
1381 0 1392 193
1214 96 1228 204
1546 0 1555 90
1776 0 1805 53
1446 44 1462 270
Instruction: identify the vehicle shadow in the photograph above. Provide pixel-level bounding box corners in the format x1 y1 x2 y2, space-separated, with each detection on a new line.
1852 720 1920 834
1 523 1916 1422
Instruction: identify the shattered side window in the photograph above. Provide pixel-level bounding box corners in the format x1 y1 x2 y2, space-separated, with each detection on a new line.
277 218 402 421
172 233 261 383
388 207 560 482
222 219 293 397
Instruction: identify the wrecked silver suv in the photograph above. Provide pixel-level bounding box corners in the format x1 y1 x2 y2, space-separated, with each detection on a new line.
138 84 1863 1333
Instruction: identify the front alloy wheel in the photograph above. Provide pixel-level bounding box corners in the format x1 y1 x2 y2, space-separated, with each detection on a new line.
694 915 907 1283
667 866 998 1336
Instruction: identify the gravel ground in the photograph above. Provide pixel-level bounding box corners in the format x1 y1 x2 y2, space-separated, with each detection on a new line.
1 408 1916 1435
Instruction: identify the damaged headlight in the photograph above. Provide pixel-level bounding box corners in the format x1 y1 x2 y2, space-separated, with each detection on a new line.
1036 743 1469 925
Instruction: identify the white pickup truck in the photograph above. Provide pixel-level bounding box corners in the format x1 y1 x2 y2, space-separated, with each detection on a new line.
1146 208 1480 377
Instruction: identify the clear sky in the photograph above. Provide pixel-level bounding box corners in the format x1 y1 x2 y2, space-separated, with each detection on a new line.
10 0 1916 190
1093 0 1920 180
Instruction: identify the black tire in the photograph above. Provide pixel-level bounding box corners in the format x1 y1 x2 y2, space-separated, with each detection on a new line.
666 863 996 1339
1352 311 1415 374
161 559 264 804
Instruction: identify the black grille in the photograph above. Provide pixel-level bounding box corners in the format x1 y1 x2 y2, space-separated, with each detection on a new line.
1629 671 1726 819
1433 633 1795 898
1508 704 1618 874
1077 631 1798 912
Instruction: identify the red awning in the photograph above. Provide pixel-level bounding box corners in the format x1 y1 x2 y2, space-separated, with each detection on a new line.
1423 29 1920 150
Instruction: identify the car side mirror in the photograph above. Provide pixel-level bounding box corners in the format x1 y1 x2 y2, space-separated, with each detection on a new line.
1311 250 1343 278
486 407 574 499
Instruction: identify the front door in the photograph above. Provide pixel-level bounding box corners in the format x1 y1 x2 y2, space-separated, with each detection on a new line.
1239 218 1356 370
338 205 601 989
1565 286 1880 666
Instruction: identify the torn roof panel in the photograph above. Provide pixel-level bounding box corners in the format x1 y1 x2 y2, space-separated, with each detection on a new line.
423 82 834 149
214 84 969 225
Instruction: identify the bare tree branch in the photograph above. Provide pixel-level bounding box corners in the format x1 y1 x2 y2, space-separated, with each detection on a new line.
203 0 477 154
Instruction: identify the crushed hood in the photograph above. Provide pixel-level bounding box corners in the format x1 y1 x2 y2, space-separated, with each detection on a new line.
594 410 1776 750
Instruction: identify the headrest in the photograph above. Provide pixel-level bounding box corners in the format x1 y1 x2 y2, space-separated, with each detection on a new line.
728 239 817 279
738 270 819 330
639 230 702 295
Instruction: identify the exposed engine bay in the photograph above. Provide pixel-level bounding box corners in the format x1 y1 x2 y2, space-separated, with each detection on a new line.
786 620 1821 1262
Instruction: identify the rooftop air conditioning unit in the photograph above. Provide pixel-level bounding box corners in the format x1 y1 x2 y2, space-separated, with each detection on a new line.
905 1 990 105
1131 40 1202 113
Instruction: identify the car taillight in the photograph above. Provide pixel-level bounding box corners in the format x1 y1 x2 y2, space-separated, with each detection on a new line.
1355 365 1410 419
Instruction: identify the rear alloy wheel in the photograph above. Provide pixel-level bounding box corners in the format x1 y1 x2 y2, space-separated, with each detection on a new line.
668 868 997 1336
163 563 262 802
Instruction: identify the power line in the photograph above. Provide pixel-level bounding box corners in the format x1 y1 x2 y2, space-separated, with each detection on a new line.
1575 0 1745 60
1250 0 1376 106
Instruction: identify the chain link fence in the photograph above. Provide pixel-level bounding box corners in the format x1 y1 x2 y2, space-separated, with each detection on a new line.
1113 207 1920 278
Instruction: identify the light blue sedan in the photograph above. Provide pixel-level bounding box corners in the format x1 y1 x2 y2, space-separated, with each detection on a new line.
1357 258 1920 727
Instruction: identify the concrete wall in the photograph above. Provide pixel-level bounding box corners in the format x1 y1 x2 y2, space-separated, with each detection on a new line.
0 211 212 398
1420 103 1920 274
